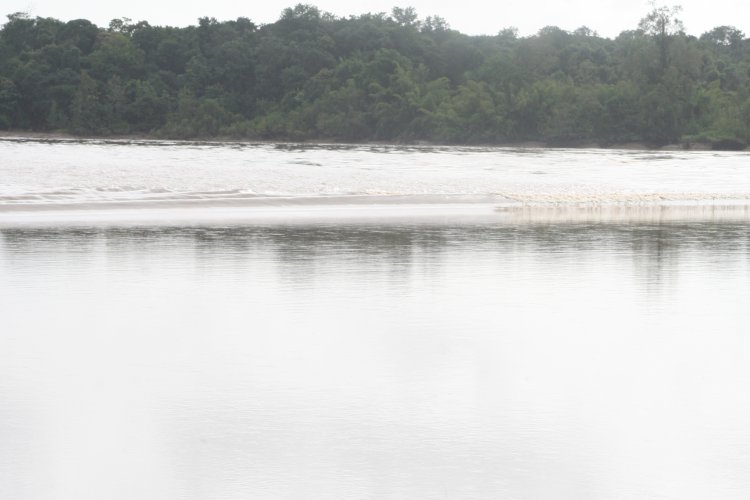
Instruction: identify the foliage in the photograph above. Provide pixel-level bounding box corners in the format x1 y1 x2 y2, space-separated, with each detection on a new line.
1 4 749 148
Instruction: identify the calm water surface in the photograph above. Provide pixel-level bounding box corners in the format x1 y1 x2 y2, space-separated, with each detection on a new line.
1 139 750 499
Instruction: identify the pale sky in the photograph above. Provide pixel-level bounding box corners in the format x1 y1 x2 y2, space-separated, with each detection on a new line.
3 0 749 38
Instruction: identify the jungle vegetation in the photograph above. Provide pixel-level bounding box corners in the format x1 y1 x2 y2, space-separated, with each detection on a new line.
1 4 750 148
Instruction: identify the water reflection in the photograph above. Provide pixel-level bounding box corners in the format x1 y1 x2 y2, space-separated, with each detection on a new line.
2 222 749 295
3 221 748 256
3 221 750 309
1 222 750 500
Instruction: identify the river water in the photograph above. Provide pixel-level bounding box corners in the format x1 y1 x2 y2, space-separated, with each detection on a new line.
1 138 750 499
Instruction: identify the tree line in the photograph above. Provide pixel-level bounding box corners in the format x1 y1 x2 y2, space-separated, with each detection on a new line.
1 4 749 148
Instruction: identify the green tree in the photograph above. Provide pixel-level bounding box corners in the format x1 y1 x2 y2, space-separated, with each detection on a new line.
638 3 684 72
70 72 105 133
0 77 19 128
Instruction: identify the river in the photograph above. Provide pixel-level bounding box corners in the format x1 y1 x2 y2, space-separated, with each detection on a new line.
1 138 749 499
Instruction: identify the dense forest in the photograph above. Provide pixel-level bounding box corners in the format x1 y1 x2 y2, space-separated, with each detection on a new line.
1 4 750 148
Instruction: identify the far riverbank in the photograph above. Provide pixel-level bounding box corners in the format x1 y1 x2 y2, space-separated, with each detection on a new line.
3 131 748 152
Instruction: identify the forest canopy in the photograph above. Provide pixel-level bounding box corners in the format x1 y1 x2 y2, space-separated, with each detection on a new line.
1 4 750 148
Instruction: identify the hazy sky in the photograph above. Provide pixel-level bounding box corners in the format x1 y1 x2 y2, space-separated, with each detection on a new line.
3 0 749 38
